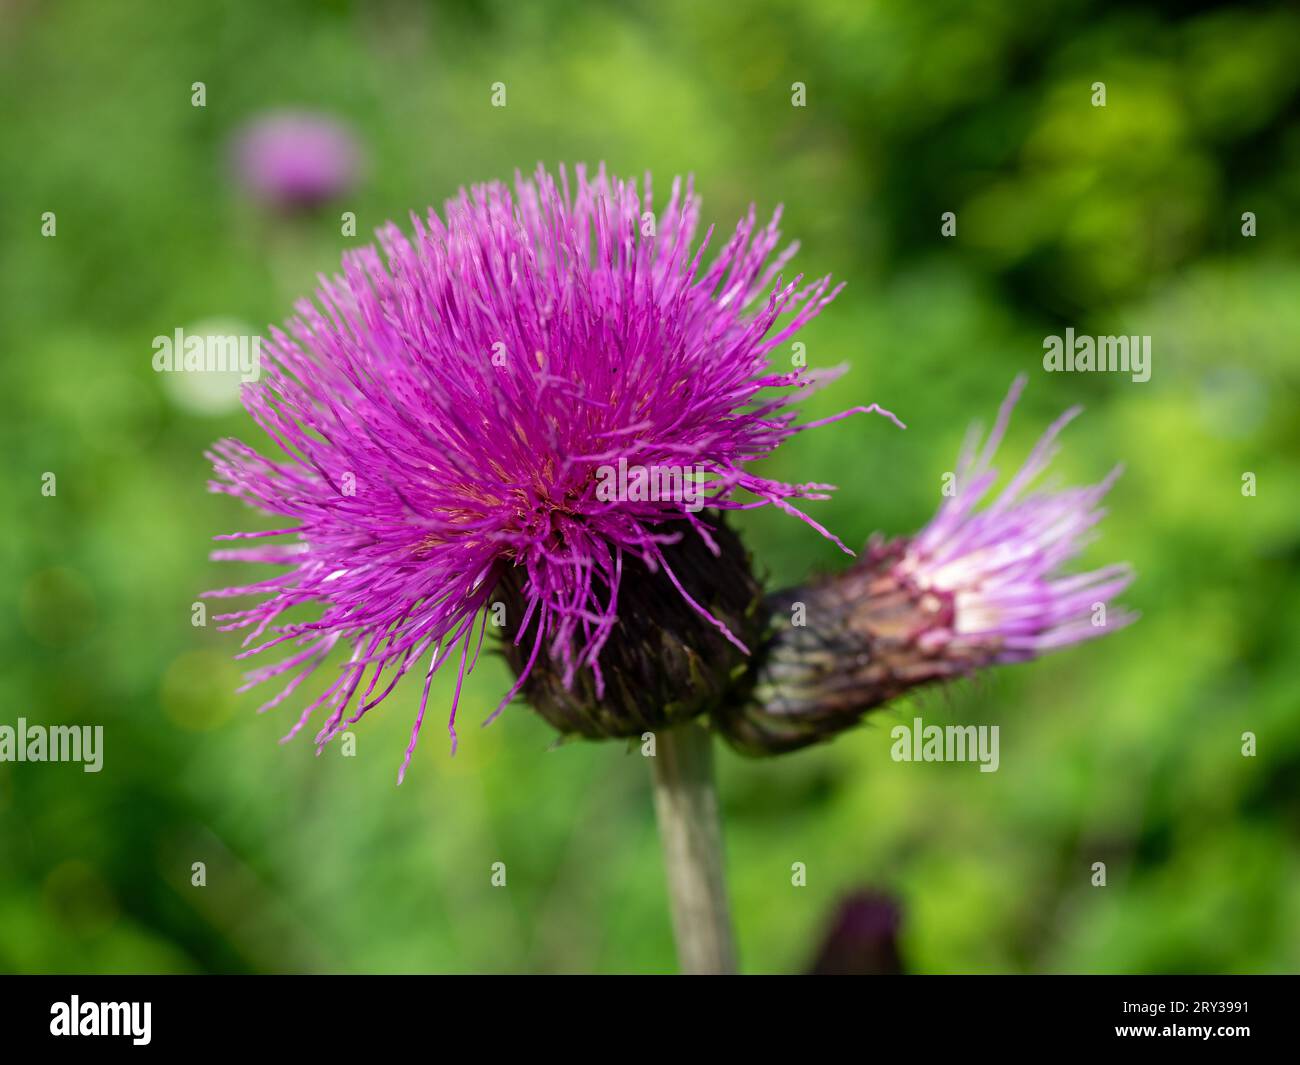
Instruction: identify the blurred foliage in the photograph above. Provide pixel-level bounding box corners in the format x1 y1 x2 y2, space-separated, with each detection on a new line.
1 0 1297 973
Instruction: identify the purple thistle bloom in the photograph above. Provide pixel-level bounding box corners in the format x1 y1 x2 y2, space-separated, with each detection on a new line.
231 110 363 211
205 164 901 780
718 376 1135 755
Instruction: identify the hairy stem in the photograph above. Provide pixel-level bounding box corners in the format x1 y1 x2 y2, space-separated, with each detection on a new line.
649 720 738 974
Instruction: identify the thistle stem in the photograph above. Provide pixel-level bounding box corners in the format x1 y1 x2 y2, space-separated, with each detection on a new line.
650 720 738 974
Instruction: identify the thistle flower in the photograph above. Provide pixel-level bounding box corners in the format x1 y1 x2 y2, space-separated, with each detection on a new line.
231 110 363 211
717 375 1135 755
205 164 901 779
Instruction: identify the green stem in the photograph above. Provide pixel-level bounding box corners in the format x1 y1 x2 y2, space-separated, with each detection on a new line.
649 720 738 974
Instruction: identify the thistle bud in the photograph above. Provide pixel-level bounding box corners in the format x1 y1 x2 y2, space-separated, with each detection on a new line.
715 539 983 754
714 377 1135 756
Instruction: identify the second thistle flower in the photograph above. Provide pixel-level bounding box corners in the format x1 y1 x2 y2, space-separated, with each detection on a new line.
717 376 1136 755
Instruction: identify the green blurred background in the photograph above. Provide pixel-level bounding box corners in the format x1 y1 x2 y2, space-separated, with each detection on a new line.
2 0 1298 974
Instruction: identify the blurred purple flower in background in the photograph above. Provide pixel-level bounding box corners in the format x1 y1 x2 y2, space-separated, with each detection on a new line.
808 890 904 975
230 110 363 211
